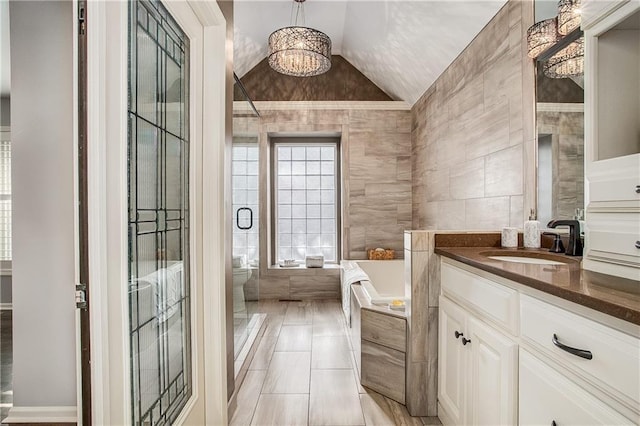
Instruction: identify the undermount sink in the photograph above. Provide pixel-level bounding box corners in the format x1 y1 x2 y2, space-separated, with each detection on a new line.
479 250 579 266
486 256 567 265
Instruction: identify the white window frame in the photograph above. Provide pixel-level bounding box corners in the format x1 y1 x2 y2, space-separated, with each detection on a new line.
0 127 10 273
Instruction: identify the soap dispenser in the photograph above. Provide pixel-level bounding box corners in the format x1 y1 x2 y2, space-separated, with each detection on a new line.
524 209 541 249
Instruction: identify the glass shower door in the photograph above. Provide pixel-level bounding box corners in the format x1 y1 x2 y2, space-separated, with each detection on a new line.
232 141 259 358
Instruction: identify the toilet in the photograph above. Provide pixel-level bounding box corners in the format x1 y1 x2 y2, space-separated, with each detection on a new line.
232 256 251 313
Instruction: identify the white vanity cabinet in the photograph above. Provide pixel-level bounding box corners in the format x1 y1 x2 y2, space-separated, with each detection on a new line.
438 259 640 425
438 265 518 426
583 0 640 280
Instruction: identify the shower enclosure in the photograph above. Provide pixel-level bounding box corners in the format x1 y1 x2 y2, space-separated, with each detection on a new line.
232 91 260 359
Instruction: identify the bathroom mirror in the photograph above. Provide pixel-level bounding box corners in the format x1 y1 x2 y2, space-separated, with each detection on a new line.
535 0 585 226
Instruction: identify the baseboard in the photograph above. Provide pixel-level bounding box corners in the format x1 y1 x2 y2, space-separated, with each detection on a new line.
0 303 12 310
3 406 77 424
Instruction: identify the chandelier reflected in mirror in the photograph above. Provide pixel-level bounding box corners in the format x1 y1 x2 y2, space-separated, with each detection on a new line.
268 0 332 77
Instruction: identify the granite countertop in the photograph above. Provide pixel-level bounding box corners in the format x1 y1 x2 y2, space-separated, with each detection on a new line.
435 246 640 326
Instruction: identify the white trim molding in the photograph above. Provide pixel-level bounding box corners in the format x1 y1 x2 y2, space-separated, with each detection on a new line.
4 406 77 424
233 100 412 112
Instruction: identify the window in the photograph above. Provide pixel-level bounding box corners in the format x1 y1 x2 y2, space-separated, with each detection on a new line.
0 137 10 262
273 140 339 263
232 143 259 265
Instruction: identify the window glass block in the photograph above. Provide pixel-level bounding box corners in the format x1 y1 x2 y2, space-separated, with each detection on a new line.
322 247 335 260
233 176 247 190
273 142 338 262
292 205 306 218
292 219 306 234
278 190 292 204
246 161 258 175
278 146 291 160
321 190 334 204
233 191 247 205
279 247 292 260
278 175 292 190
247 175 258 190
278 161 291 175
321 176 334 189
306 190 321 204
306 146 320 160
279 233 292 247
278 219 292 234
291 147 306 160
291 176 306 190
321 146 334 160
307 219 321 233
321 205 334 218
321 161 334 175
306 175 321 190
247 146 259 160
322 219 336 233
321 234 334 246
232 161 247 176
307 161 320 175
307 204 321 218
233 146 247 160
291 190 306 204
291 161 305 175
279 205 292 219
307 233 321 247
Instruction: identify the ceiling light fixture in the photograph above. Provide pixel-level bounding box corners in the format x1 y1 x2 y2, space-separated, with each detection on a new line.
558 0 582 35
526 0 583 78
268 0 331 77
543 36 584 78
527 18 559 59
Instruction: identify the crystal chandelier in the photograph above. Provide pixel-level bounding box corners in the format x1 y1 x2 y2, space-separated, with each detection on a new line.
543 37 584 78
526 0 583 78
268 0 332 77
527 18 559 59
558 0 582 35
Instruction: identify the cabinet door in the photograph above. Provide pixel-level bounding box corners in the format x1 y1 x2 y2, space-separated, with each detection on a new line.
438 296 468 426
467 316 518 426
520 349 635 425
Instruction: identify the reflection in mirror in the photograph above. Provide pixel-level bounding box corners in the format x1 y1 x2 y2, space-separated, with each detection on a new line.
535 0 585 226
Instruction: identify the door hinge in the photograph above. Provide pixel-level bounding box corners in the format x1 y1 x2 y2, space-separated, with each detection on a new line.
78 3 86 35
76 283 88 310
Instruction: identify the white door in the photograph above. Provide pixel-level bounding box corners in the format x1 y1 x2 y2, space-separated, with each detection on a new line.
86 1 228 424
467 316 518 426
438 296 468 426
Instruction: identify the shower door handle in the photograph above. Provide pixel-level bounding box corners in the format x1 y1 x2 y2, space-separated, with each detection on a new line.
237 207 253 230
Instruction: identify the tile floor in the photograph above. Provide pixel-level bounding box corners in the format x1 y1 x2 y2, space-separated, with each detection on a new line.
230 300 440 426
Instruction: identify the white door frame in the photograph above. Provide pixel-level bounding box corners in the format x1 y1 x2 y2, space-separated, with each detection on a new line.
86 1 228 424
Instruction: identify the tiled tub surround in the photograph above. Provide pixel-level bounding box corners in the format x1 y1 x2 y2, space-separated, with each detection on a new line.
411 0 536 231
233 102 412 300
344 231 440 417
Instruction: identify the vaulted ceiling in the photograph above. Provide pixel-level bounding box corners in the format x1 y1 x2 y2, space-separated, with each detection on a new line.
234 0 508 105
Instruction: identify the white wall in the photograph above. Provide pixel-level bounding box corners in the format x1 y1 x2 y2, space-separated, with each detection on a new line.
9 0 77 408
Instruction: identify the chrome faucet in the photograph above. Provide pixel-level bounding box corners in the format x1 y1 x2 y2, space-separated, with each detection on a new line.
547 219 583 256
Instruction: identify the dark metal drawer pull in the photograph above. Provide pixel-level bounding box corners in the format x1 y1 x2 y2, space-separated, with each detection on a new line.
461 337 471 346
636 185 640 194
454 331 463 339
552 421 557 426
552 334 593 360
635 241 640 249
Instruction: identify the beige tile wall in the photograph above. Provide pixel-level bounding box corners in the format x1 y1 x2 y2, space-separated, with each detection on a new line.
234 103 412 299
411 0 535 230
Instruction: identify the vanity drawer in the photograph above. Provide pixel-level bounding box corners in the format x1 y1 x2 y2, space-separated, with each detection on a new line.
586 212 640 266
441 262 518 335
520 349 635 425
520 294 640 407
361 308 406 352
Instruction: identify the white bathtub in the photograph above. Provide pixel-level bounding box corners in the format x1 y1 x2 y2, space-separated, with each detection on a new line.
341 259 405 324
355 260 405 304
